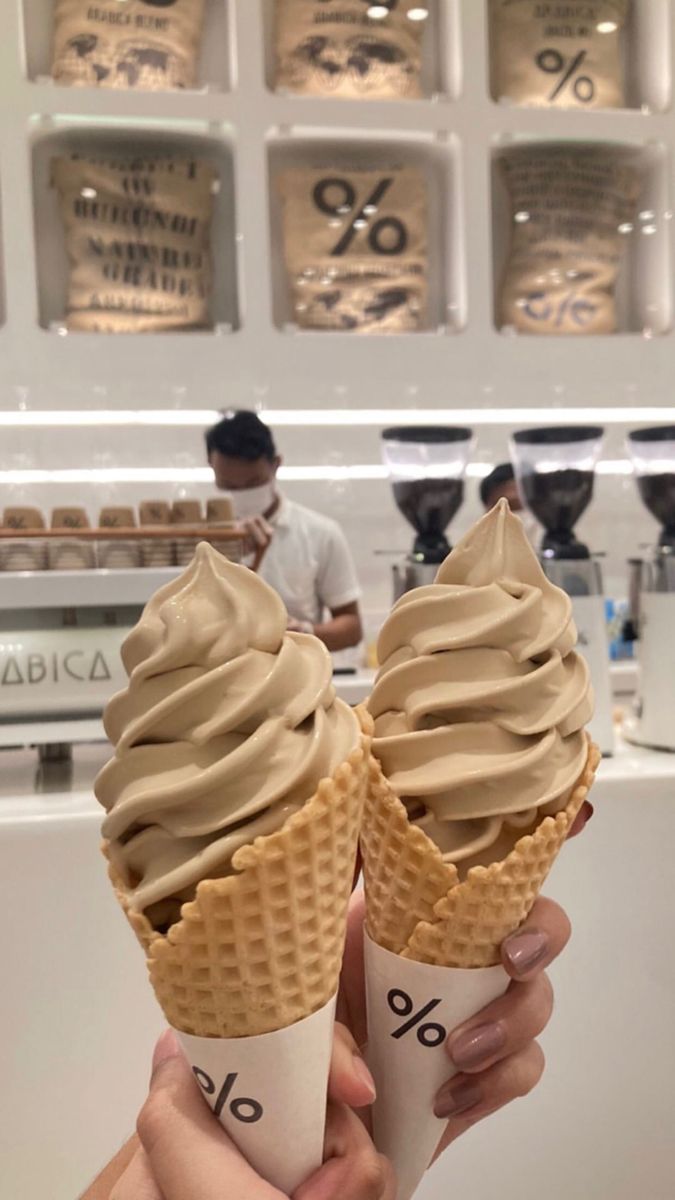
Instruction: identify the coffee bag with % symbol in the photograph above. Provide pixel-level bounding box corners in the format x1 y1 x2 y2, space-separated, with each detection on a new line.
278 163 428 332
497 142 642 336
489 0 629 110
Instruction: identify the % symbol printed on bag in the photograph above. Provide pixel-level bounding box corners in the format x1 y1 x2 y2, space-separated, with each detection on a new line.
535 49 595 103
312 177 409 257
388 989 447 1048
192 1068 264 1124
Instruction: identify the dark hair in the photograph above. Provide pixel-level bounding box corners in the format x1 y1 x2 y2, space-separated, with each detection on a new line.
205 410 277 462
480 462 515 508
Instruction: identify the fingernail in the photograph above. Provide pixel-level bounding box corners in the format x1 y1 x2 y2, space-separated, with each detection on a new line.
502 928 550 977
434 1077 483 1120
151 1029 179 1081
449 1022 507 1070
352 1054 377 1103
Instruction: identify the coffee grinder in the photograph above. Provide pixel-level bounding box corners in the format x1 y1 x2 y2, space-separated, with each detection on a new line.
624 425 675 751
381 426 473 600
510 425 614 755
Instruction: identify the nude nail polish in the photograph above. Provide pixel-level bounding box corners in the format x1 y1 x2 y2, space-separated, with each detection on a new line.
450 1021 507 1070
434 1077 483 1120
502 928 549 976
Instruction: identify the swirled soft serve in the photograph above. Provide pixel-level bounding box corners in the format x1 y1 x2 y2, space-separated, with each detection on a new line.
368 499 593 874
95 542 358 930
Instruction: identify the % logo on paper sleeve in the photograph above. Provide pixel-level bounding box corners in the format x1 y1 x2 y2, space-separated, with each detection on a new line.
387 989 447 1048
535 49 595 103
192 1068 264 1124
312 177 409 257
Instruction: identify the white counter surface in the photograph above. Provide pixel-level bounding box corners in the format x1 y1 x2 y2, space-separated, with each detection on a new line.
2 737 674 1200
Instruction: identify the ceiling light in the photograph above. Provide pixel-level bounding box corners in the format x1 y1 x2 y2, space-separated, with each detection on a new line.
2 408 675 428
407 7 429 20
367 5 390 18
0 461 637 485
597 20 618 32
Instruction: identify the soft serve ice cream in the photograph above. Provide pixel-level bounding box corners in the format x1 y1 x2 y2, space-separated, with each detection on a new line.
95 542 359 932
368 500 592 874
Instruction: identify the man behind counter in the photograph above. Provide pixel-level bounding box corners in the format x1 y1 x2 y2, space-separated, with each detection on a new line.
206 411 363 652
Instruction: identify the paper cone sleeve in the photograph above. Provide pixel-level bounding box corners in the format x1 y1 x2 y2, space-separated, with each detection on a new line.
357 705 600 967
103 730 370 1037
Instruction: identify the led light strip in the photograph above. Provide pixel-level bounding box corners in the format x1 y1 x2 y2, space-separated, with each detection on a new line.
0 408 673 429
0 461 633 485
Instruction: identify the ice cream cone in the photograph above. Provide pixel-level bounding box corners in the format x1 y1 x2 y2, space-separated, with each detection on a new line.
104 727 368 1196
97 543 369 1192
104 730 369 1037
359 706 599 967
359 501 600 1198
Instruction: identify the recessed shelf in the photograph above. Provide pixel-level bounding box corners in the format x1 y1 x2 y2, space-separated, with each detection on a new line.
262 0 461 103
30 116 240 334
267 126 465 334
23 0 234 94
491 136 673 337
488 0 672 114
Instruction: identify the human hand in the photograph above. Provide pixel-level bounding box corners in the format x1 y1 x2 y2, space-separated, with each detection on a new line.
241 516 274 571
108 1025 394 1200
338 890 575 1162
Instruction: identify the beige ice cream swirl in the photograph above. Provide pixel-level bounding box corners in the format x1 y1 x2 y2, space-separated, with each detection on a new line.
95 542 359 930
368 501 593 874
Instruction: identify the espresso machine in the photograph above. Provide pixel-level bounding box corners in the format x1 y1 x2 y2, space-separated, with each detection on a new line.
624 426 675 752
510 426 614 756
381 425 473 599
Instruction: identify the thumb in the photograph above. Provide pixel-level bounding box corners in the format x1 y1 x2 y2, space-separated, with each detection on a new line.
328 1023 376 1110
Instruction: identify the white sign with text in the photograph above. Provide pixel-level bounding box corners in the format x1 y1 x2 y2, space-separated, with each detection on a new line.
0 627 127 716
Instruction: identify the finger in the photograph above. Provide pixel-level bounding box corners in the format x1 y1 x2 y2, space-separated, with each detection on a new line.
500 894 572 981
328 1022 376 1109
294 1103 393 1200
137 1032 284 1200
568 800 594 839
248 522 267 549
444 972 553 1075
432 1042 546 1160
110 1148 162 1200
336 889 368 1048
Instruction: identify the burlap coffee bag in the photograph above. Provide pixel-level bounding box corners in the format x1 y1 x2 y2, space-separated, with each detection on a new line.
275 0 424 99
51 0 205 91
52 155 215 332
497 142 641 335
279 165 427 332
490 0 629 109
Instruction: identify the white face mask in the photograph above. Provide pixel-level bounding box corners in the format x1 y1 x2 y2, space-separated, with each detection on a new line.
228 481 276 521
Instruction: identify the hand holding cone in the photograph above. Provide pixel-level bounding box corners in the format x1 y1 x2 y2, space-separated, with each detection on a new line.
95 544 368 1193
359 501 599 1198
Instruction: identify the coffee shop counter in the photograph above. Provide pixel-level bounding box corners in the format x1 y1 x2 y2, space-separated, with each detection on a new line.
2 735 673 1200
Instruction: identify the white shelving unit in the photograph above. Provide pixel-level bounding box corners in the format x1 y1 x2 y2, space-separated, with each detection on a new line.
0 1 673 411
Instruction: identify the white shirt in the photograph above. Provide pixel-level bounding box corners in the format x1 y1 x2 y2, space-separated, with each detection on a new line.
258 496 361 626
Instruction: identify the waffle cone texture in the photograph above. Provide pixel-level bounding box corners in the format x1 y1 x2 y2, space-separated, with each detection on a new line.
358 706 600 968
104 732 369 1038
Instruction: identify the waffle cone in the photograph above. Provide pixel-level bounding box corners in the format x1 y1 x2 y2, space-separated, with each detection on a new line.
105 732 369 1038
358 705 599 968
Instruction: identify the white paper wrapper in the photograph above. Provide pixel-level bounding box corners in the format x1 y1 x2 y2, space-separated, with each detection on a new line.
365 934 509 1200
175 994 336 1196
